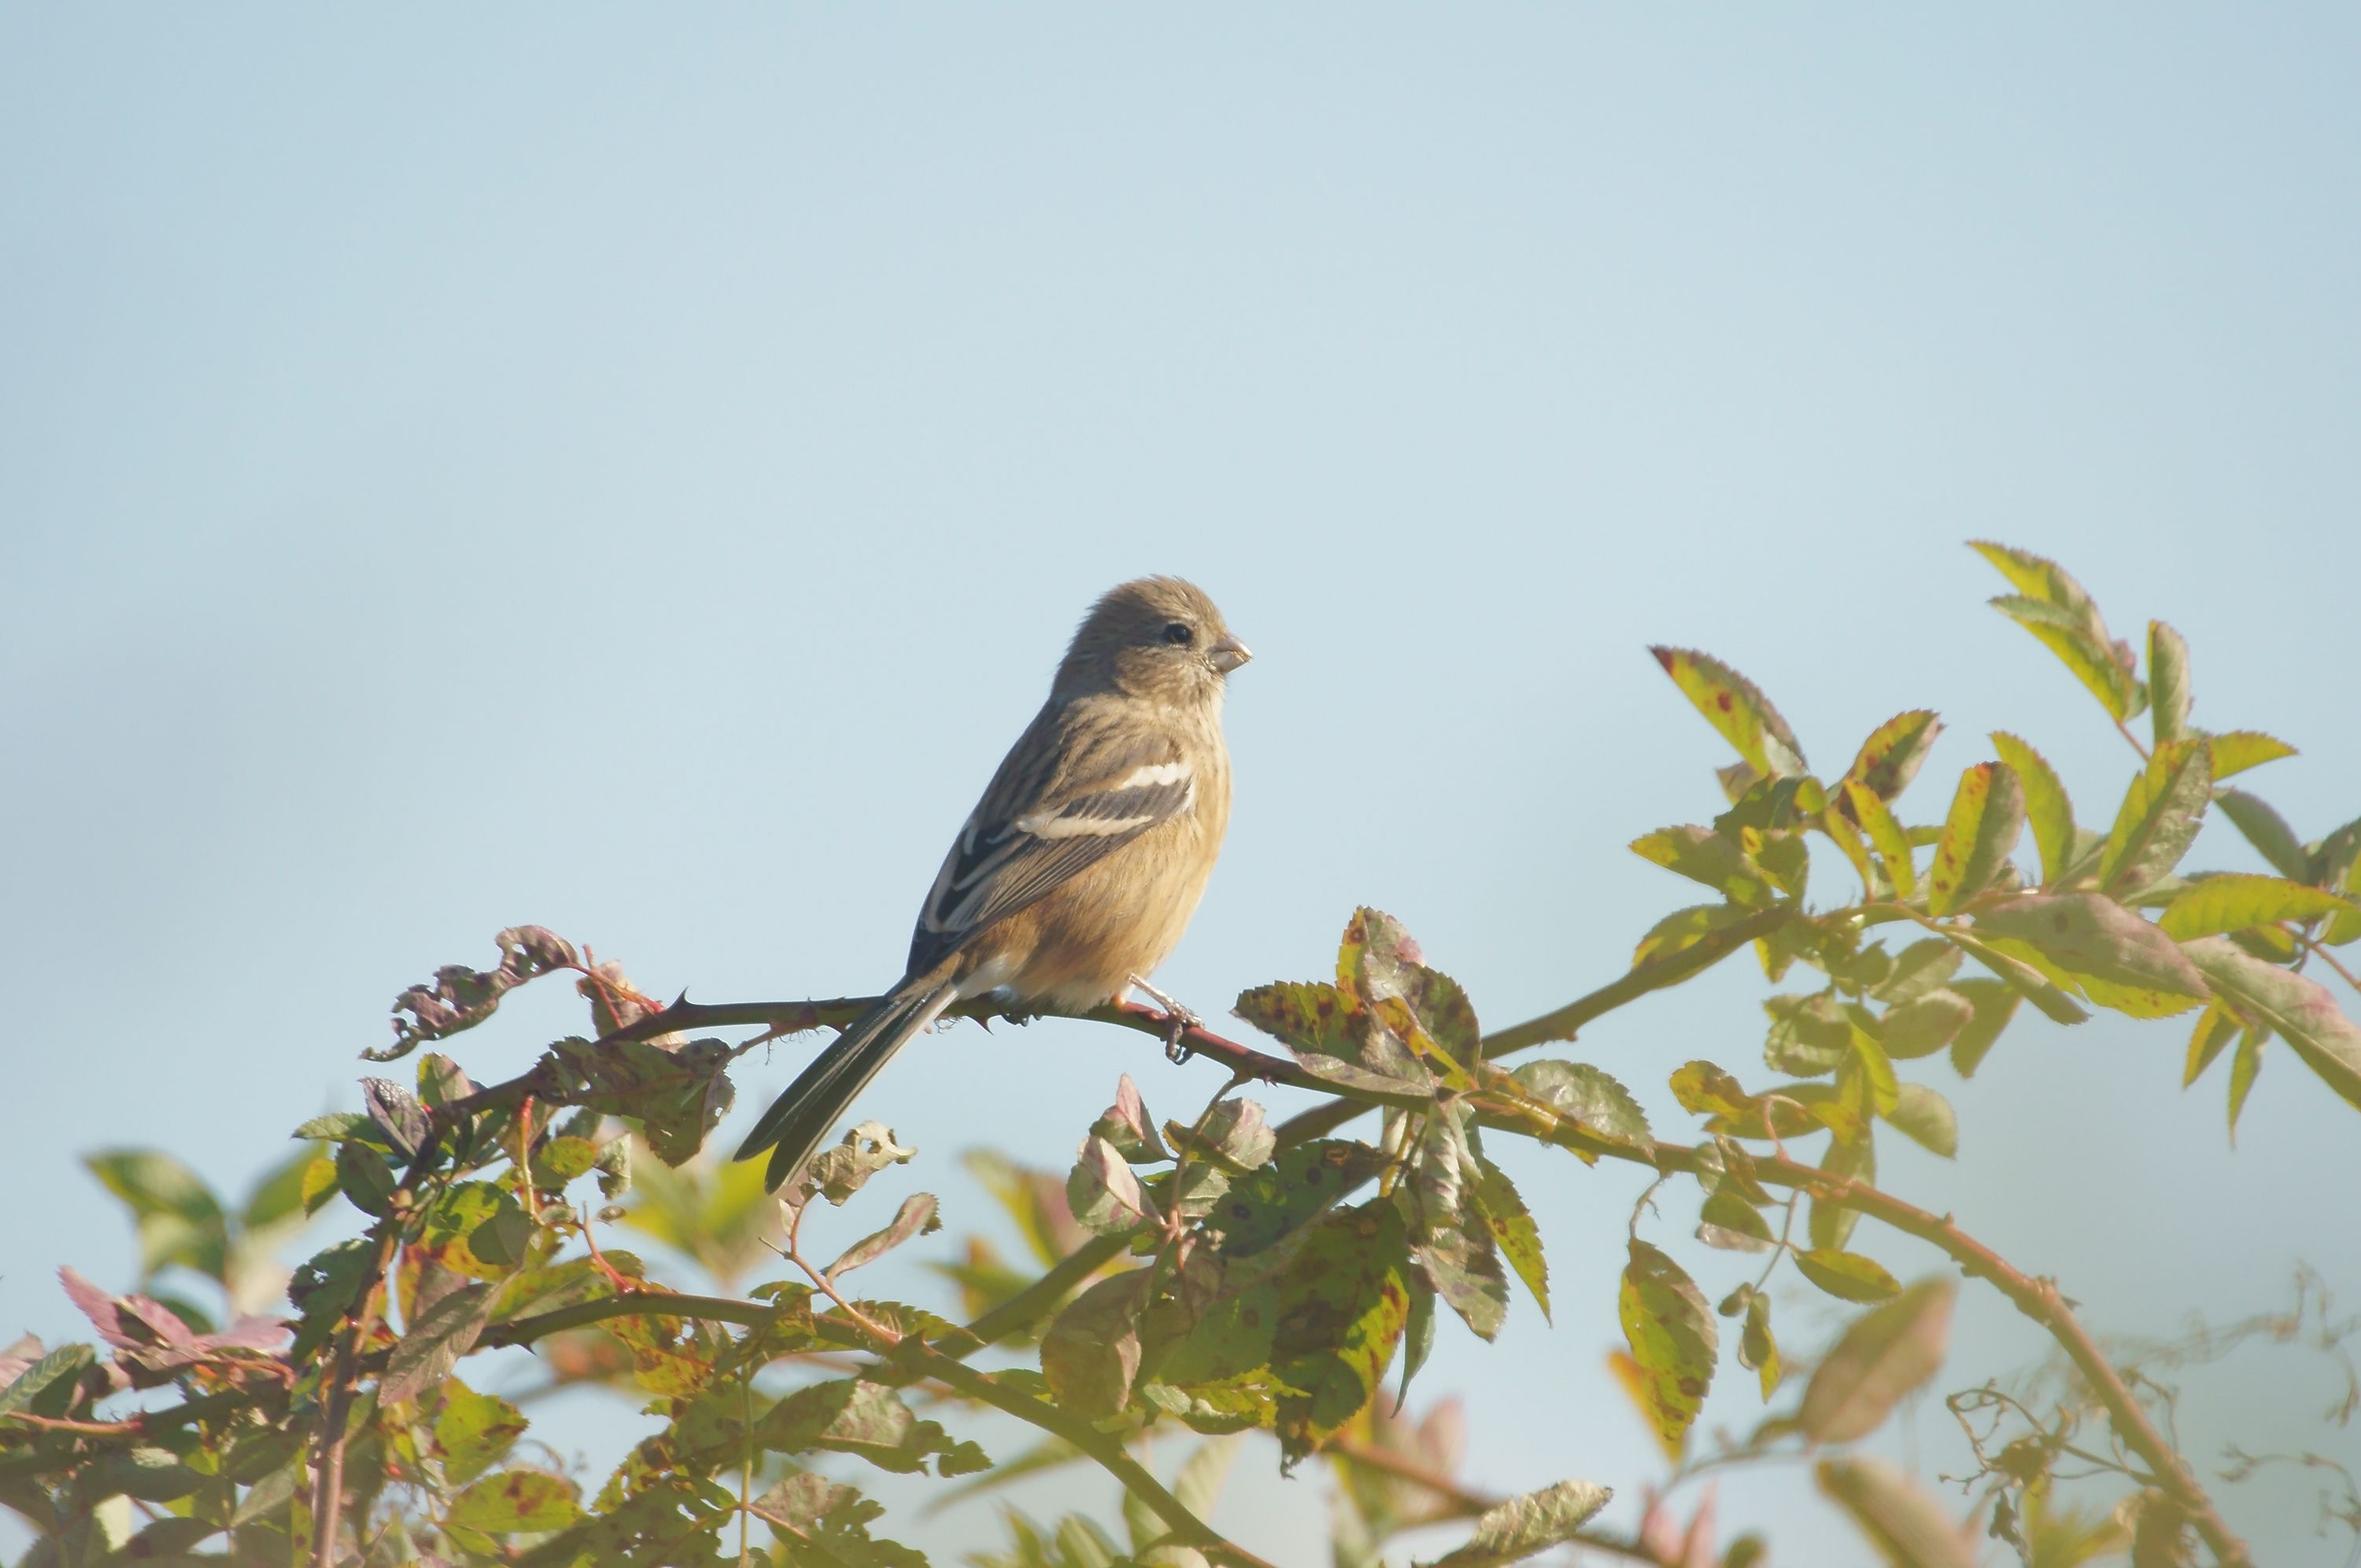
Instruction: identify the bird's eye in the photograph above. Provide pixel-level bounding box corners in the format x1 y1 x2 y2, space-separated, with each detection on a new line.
1162 622 1195 647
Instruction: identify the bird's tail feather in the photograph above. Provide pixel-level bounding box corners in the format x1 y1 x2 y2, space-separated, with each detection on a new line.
734 978 959 1192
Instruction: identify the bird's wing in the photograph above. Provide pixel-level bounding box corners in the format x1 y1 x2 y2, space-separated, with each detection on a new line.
908 707 1195 975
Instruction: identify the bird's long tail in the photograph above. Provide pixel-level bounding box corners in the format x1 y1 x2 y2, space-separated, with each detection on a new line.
733 977 959 1192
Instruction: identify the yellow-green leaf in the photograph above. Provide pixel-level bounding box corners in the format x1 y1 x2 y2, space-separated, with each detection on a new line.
1843 710 1943 804
1974 893 2207 1019
1616 1241 1716 1453
1968 540 2100 619
2098 739 2212 897
1988 732 2075 887
1793 1248 1901 1304
1649 647 1807 777
2184 936 2361 1116
1927 762 2024 916
2184 1003 2239 1087
2215 788 2309 881
2148 620 2191 746
2208 729 2295 780
2157 873 2355 943
1843 780 1916 900
1988 594 2139 720
1630 825 1775 907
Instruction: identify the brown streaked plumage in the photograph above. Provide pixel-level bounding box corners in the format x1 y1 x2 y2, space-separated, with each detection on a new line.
737 577 1250 1190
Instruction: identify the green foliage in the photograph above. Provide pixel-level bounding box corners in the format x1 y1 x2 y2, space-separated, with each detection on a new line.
7 544 2356 1568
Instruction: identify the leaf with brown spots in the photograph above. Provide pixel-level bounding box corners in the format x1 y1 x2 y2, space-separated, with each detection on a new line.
1927 763 2024 916
1469 1157 1549 1323
1616 1240 1716 1453
1233 980 1428 1094
1975 893 2207 1020
1988 732 2075 887
449 1468 580 1534
1649 647 1808 777
1272 1200 1413 1468
1843 710 1943 806
1843 780 1919 900
2098 739 2212 898
1211 1139 1387 1260
1630 825 1776 908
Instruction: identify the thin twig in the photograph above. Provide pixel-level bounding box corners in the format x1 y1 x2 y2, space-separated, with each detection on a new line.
1483 1099 2254 1567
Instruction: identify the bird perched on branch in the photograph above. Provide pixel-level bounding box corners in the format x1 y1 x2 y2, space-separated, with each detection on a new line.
736 577 1251 1191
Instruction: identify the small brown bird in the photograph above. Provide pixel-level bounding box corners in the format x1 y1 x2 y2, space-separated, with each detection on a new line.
737 577 1251 1190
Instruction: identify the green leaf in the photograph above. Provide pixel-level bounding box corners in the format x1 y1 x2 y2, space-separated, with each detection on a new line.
1272 1201 1413 1469
448 1469 579 1533
1169 1098 1277 1175
1630 825 1775 907
2098 740 2213 897
1406 1109 1509 1341
0 1343 95 1419
1880 989 1973 1061
1988 593 2139 720
380 1282 497 1407
2148 621 2191 746
827 1194 942 1280
1872 940 1964 1006
1040 1271 1148 1422
1816 1456 1975 1568
1844 710 1944 805
1210 1139 1387 1260
2216 788 2311 881
1088 1074 1169 1164
1233 980 1428 1094
1798 1278 1956 1443
1616 1241 1716 1452
1945 978 2019 1078
1469 1158 1550 1323
1697 1189 1775 1253
240 1142 327 1234
1067 1138 1163 1238
334 1138 398 1219
2209 729 2296 780
1741 1291 1781 1400
2183 1002 2240 1087
1762 993 1852 1076
1808 1133 1874 1253
1794 1249 1902 1303
1429 1478 1614 1568
2228 1028 2267 1142
81 1151 230 1284
431 1378 528 1487
1927 763 2025 915
2159 873 2355 942
1935 928 2090 1025
1509 1061 1652 1149
1649 646 1807 777
1882 1084 1958 1157
760 1378 989 1475
1632 902 1755 967
1968 540 2101 619
1989 732 2076 887
2183 936 2361 1115
1973 893 2208 1019
1844 780 1918 901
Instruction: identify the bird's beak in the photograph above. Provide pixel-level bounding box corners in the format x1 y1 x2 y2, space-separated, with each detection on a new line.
1208 635 1253 675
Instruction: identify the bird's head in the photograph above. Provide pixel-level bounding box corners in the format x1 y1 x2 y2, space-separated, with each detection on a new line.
1056 576 1251 707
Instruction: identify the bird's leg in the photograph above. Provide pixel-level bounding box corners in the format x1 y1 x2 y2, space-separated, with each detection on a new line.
1127 973 1202 1064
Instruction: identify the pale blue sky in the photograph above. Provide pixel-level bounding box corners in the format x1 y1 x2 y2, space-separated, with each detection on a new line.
6 9 2361 1563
